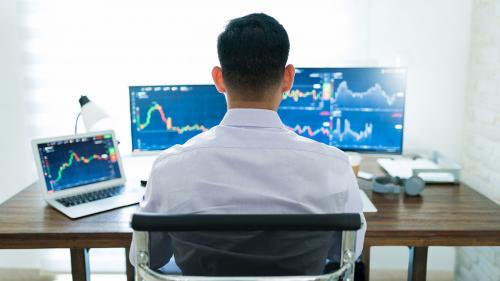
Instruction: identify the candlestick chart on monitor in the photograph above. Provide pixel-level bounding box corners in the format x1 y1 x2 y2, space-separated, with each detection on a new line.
278 67 406 153
38 134 121 192
129 85 227 152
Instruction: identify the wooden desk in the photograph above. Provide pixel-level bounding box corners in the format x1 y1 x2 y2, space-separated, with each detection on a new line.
359 157 500 281
0 157 499 281
0 183 139 281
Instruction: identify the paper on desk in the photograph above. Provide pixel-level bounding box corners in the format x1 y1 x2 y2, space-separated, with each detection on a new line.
418 172 455 182
377 158 455 182
360 190 377 213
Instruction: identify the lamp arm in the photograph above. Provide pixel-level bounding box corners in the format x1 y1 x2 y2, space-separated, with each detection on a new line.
74 112 81 135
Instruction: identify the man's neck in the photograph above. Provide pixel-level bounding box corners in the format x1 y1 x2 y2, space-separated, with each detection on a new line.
227 100 279 111
226 91 283 111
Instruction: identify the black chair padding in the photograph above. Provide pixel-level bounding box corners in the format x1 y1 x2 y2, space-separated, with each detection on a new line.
131 213 362 232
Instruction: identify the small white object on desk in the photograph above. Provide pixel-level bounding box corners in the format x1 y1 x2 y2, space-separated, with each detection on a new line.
357 171 374 181
122 154 157 184
377 157 456 183
360 190 377 213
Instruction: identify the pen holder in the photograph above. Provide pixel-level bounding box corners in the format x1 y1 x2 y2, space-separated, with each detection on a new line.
347 152 362 177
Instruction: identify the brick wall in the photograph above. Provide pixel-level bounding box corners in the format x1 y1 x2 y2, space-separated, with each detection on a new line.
455 0 500 280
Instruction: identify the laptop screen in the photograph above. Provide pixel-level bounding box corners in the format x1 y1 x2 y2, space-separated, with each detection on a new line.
36 133 122 193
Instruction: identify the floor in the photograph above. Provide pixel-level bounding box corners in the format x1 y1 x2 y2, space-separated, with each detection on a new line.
0 269 454 281
371 270 453 281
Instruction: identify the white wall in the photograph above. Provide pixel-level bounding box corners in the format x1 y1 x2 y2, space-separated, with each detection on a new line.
0 0 43 270
455 0 500 279
0 0 473 273
368 0 472 160
367 0 472 271
371 246 456 271
0 0 37 204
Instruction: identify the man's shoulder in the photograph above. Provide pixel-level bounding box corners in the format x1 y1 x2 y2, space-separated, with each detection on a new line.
152 125 351 167
153 127 217 163
288 132 350 164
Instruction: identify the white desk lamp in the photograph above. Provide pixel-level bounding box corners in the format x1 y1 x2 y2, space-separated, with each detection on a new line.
77 95 113 133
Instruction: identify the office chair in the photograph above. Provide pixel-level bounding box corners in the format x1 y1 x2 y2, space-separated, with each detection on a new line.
131 213 362 281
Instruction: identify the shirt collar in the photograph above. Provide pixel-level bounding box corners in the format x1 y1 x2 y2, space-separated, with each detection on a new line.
220 108 285 129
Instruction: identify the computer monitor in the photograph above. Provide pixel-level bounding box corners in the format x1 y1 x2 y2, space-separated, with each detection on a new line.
278 67 406 153
129 85 227 152
129 68 406 153
34 132 123 193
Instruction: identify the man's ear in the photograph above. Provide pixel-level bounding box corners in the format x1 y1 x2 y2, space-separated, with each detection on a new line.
281 64 295 93
212 66 226 94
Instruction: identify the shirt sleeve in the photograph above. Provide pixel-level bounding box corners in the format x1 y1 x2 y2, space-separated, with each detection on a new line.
129 164 174 268
327 160 367 261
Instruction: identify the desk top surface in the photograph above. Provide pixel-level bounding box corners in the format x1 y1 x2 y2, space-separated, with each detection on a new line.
0 156 499 248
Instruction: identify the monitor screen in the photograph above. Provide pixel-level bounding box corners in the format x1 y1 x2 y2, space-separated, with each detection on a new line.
37 133 122 193
278 67 406 153
129 85 227 152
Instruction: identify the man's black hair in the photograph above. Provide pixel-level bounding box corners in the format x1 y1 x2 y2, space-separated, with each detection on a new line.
217 13 290 100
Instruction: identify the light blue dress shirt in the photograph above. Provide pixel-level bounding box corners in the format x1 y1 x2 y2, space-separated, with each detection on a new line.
130 108 366 274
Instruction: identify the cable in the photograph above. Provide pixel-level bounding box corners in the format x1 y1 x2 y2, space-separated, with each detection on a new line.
74 112 81 135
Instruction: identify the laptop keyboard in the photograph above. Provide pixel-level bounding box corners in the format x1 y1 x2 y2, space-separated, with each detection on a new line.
56 186 125 207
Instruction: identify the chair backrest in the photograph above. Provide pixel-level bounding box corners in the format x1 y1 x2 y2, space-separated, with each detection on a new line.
131 213 362 281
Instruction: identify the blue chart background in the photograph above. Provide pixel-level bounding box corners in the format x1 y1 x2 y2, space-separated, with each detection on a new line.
38 136 121 192
279 68 333 110
278 67 406 153
333 68 406 110
129 85 227 151
279 110 331 145
330 111 404 151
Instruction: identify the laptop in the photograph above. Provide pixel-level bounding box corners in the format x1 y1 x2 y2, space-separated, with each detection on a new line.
32 130 144 219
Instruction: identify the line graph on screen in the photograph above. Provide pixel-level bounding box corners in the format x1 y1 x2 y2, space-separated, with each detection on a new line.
136 102 209 134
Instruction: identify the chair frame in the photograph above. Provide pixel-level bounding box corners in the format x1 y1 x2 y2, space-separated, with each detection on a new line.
131 214 362 281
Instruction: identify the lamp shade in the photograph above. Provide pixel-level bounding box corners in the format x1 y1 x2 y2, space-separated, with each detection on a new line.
79 95 111 132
